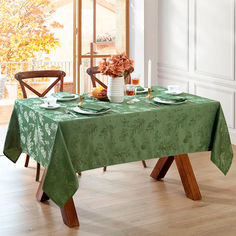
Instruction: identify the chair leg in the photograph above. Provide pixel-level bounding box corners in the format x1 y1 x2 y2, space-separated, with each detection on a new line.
25 155 30 167
103 166 107 172
36 169 50 202
25 155 41 182
36 162 41 182
141 160 147 168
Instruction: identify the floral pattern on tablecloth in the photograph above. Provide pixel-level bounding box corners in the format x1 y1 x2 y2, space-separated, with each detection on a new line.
3 86 233 207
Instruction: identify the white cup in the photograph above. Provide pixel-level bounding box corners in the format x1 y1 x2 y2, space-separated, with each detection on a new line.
168 85 180 93
44 96 57 107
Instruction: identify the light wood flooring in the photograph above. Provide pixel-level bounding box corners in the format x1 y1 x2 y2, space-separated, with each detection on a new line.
1 147 236 236
0 125 7 154
0 104 13 126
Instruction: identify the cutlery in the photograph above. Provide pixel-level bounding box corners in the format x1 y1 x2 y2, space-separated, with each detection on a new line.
65 109 78 117
146 100 160 107
110 109 118 113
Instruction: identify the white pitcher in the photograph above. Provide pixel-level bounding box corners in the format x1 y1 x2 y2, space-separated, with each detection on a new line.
107 76 125 103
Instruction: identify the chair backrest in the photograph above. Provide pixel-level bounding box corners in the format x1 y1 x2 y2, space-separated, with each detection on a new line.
86 66 134 89
86 67 107 89
15 70 66 98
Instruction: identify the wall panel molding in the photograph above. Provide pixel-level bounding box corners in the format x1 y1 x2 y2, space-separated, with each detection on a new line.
194 0 235 81
194 82 235 129
158 66 236 89
157 0 236 142
158 0 189 71
158 74 190 92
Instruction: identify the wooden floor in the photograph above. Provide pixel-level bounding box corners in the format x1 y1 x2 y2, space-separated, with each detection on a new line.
0 126 7 154
0 104 13 126
1 148 236 236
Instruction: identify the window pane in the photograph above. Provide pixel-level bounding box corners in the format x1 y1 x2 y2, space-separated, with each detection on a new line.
82 0 94 55
96 0 127 55
0 0 73 124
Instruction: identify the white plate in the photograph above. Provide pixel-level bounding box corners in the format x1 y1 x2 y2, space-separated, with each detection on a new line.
56 94 79 101
40 104 61 110
153 97 187 105
165 90 183 95
136 88 148 94
73 107 110 115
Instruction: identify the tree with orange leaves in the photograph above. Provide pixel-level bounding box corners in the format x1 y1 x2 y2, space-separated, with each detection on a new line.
0 0 63 63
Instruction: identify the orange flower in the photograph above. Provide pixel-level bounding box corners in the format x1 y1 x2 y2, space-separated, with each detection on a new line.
98 52 134 78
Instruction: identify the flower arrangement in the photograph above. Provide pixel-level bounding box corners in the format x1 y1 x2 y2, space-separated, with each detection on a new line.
98 52 134 78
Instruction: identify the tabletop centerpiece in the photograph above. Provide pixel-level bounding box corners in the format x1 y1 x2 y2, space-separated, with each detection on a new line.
98 52 134 103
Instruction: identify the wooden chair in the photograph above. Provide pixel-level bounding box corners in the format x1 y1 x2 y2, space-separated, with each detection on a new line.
87 66 134 88
87 66 147 171
15 70 66 181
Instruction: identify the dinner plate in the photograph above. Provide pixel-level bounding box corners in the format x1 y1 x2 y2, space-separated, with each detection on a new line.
136 88 148 94
56 94 79 101
40 104 61 109
153 97 187 105
73 107 110 115
165 90 183 95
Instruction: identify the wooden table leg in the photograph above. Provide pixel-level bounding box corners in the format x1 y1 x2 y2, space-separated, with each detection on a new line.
150 154 202 200
174 154 202 200
36 169 79 227
150 156 174 179
36 169 49 202
60 198 80 227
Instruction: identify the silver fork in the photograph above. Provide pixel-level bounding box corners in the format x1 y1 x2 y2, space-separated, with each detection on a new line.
146 100 160 107
65 109 78 117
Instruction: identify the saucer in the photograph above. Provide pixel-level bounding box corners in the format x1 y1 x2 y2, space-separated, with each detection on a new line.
136 88 148 94
56 94 79 101
165 90 183 95
153 97 187 105
40 104 61 110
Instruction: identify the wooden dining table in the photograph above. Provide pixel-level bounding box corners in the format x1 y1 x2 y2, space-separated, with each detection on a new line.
3 86 233 228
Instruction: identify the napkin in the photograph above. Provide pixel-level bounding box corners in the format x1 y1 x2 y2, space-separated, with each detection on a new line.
78 103 110 113
136 86 145 91
55 92 75 98
157 95 186 103
136 86 154 92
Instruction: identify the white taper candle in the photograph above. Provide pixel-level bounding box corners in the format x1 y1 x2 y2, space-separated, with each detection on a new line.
148 59 152 88
75 73 78 94
79 64 84 95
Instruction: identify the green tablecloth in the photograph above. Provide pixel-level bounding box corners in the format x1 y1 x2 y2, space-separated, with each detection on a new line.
3 86 233 207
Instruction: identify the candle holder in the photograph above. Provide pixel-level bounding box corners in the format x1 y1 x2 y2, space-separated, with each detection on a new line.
146 88 153 99
78 95 83 106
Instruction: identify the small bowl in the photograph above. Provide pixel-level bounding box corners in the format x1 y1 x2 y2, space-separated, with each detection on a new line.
89 92 108 101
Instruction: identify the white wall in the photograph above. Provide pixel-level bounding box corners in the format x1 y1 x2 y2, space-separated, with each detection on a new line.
129 0 144 85
129 0 158 87
157 0 236 144
144 0 158 87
